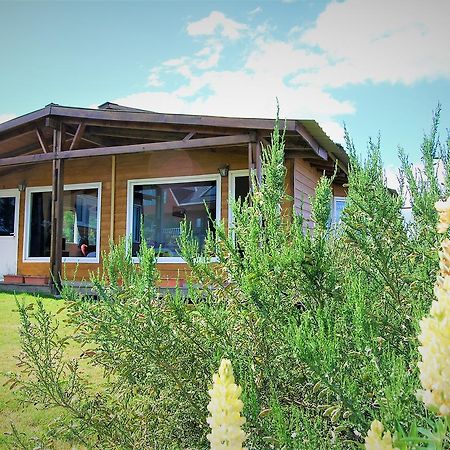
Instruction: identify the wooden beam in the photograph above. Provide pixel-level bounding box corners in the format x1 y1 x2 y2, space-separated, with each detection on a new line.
0 128 35 146
35 128 48 153
110 155 116 242
69 123 86 150
255 134 262 185
50 105 299 132
50 125 64 294
295 123 328 161
0 133 252 167
87 122 245 137
284 150 314 159
0 105 51 135
0 151 54 167
56 133 252 160
183 131 195 141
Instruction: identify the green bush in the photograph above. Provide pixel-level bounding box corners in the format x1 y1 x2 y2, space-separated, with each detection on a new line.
7 108 449 449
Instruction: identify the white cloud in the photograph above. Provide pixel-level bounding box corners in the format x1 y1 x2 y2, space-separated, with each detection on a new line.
0 113 15 124
147 69 163 87
195 42 223 70
249 6 262 16
297 0 450 87
187 11 247 40
245 38 327 78
113 2 450 148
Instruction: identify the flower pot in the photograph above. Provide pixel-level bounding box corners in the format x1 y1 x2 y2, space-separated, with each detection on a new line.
3 274 24 284
159 278 185 288
24 275 50 286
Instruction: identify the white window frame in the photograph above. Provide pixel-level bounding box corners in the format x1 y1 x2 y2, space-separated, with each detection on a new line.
228 169 250 228
23 182 102 264
0 188 20 277
127 174 221 264
332 196 347 224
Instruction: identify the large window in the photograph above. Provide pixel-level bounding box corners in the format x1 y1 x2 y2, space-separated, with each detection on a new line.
25 183 101 262
128 176 220 261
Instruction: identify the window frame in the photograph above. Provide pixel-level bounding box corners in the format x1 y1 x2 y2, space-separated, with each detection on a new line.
126 174 222 264
332 196 347 224
228 169 250 228
23 182 102 264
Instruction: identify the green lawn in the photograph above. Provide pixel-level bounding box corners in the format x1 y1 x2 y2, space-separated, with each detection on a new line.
0 291 101 448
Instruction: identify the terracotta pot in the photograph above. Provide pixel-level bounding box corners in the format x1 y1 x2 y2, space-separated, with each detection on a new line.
3 274 24 284
24 276 50 286
159 278 185 288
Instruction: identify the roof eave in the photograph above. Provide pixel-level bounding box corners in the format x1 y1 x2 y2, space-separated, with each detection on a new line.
0 105 54 135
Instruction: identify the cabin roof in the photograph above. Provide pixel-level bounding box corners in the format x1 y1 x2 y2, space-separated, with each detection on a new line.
0 102 348 181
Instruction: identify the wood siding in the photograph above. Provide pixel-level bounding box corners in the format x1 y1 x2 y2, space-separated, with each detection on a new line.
1 150 344 284
293 158 347 226
1 148 248 282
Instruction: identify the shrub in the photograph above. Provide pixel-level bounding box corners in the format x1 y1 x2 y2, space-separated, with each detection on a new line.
7 108 449 449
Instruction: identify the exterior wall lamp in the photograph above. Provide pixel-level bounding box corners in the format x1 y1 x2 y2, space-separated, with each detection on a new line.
218 165 230 177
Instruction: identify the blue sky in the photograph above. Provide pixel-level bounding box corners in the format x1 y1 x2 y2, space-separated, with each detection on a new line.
1 0 449 183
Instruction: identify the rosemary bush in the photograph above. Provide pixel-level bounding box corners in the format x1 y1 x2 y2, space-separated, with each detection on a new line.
7 109 449 449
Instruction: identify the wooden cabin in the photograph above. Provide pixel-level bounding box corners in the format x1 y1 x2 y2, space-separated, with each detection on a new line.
0 102 348 292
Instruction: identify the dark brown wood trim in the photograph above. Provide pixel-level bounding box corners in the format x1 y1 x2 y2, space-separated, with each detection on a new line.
50 125 64 293
69 123 86 151
0 133 253 167
295 123 328 161
183 131 195 141
0 106 50 134
35 128 48 153
0 152 54 167
56 133 253 160
50 105 298 132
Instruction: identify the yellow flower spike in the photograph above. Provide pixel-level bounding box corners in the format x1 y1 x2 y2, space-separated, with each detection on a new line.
416 205 450 416
435 197 450 233
364 420 399 450
207 359 247 450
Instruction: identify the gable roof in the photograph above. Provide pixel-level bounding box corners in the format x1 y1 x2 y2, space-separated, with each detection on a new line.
0 102 348 181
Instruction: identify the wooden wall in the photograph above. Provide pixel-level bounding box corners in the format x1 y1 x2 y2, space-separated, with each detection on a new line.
0 147 248 283
293 158 347 227
0 156 112 280
1 150 345 284
113 148 248 282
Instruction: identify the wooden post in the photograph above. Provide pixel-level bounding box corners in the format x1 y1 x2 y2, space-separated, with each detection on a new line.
255 136 262 185
248 141 254 192
50 124 65 294
110 155 116 242
248 132 262 192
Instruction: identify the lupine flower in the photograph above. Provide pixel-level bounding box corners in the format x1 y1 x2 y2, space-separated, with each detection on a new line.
417 224 450 416
364 420 399 450
435 197 450 233
207 359 246 450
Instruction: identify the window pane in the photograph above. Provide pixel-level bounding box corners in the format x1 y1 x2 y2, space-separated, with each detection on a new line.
29 192 52 257
62 189 98 258
334 199 346 223
0 197 15 236
235 176 250 203
132 180 217 257
29 188 99 258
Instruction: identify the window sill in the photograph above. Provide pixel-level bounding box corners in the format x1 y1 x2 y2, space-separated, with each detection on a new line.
23 257 100 264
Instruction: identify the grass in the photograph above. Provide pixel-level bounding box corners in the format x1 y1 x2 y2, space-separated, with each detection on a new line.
0 291 102 448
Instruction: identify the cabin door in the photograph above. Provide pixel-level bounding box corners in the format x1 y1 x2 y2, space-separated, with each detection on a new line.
228 170 250 226
0 189 20 280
